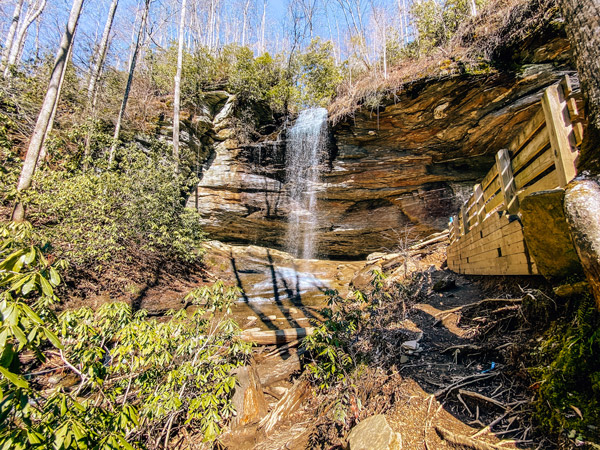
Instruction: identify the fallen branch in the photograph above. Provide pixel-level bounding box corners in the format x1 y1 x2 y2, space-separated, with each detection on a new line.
434 298 522 318
435 373 498 400
442 344 483 354
435 424 520 450
409 232 449 251
459 389 507 409
241 327 314 345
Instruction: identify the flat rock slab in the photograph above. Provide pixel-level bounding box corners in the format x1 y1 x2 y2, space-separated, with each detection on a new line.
347 414 402 450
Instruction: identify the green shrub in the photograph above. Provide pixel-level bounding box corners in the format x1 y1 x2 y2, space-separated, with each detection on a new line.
0 222 250 448
303 289 366 390
25 142 205 269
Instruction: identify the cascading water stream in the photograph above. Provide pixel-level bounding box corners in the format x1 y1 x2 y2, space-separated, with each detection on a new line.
285 108 328 260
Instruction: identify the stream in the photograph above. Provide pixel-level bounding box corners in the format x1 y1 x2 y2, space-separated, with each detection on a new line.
204 241 364 330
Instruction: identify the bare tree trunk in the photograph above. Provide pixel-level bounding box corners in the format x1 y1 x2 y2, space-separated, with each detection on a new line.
557 0 600 174
108 0 150 166
4 0 47 77
1 0 24 73
172 0 187 172
260 0 266 53
37 40 74 169
241 0 250 46
87 0 119 103
12 0 85 221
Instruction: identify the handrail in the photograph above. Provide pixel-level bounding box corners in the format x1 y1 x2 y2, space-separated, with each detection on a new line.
449 75 584 244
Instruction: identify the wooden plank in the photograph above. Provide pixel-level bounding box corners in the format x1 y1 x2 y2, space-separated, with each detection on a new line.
542 83 578 186
509 107 546 155
496 149 519 214
564 95 584 146
481 165 498 193
511 126 549 174
460 203 468 235
514 147 554 189
473 184 485 225
560 75 573 98
485 192 504 214
517 170 560 201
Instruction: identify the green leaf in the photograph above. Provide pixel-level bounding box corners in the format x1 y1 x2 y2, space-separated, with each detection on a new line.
49 267 61 286
21 276 36 295
44 328 64 350
20 303 42 324
24 247 36 265
38 275 54 298
0 366 29 389
12 324 28 349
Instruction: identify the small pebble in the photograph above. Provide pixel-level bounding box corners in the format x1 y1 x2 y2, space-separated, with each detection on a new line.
267 315 277 321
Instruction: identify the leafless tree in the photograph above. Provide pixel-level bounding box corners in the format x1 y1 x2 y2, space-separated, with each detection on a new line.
12 0 85 221
172 0 188 171
4 0 47 77
87 0 119 104
1 0 24 72
108 0 151 166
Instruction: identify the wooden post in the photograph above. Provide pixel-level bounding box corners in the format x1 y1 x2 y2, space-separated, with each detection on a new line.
450 214 459 242
473 183 485 225
460 203 468 235
542 82 578 187
560 75 584 147
496 149 519 214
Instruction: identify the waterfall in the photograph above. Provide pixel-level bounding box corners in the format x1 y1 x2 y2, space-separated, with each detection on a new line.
285 108 328 260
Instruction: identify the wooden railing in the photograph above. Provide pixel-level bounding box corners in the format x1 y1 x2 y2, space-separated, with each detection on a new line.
449 76 584 244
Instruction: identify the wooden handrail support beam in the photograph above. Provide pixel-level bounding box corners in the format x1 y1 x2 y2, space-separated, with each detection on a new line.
460 203 468 235
496 149 519 214
473 183 486 225
560 76 584 146
542 82 578 187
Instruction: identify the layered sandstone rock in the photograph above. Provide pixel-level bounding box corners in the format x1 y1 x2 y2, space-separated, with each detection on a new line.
185 63 576 258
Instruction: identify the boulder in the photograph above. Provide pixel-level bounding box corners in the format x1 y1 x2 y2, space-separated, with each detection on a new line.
521 189 583 279
564 179 600 308
347 414 402 450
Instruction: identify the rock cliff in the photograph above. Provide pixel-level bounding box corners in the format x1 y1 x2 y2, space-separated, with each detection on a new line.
184 18 575 259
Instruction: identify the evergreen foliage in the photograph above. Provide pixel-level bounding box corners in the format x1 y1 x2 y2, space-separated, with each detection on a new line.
0 222 250 448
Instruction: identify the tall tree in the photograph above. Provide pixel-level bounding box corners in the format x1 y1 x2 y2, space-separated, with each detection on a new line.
12 0 85 221
1 0 24 73
172 0 187 172
4 0 47 77
37 40 74 169
87 0 119 103
108 0 151 166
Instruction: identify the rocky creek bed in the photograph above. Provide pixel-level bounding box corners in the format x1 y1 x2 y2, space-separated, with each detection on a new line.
114 234 563 449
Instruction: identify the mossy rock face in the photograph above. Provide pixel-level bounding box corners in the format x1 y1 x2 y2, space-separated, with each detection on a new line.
520 188 583 280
